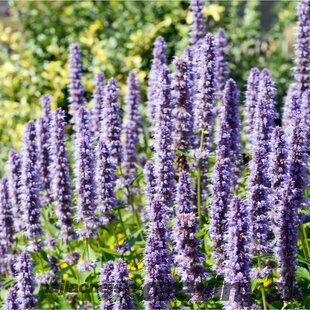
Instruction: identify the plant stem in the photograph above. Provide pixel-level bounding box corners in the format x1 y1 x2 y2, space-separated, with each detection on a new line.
118 209 127 237
197 131 204 228
257 254 267 310
86 239 95 310
302 224 310 259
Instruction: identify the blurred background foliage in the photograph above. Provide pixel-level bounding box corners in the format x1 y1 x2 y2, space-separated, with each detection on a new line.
0 0 298 174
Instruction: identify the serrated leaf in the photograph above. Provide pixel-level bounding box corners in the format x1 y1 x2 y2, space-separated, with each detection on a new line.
296 266 310 281
250 278 264 291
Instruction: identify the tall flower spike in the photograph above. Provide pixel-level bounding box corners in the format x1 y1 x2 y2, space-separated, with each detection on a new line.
172 51 194 172
16 252 36 310
74 106 98 238
224 196 250 310
173 171 212 302
153 65 175 214
301 90 310 146
99 261 115 310
143 161 156 221
68 43 85 128
147 36 167 130
210 80 238 273
96 140 117 223
122 71 141 179
101 78 122 165
269 127 288 226
8 149 23 232
282 83 299 129
50 108 75 242
91 72 105 136
215 28 229 96
244 67 260 143
37 94 52 204
194 33 217 152
3 283 18 310
112 259 134 310
143 199 175 309
189 0 206 45
0 177 15 256
294 0 310 97
20 121 43 251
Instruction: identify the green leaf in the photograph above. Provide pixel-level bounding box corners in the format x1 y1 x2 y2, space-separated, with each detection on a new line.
100 247 123 257
176 149 196 161
250 278 264 291
296 266 310 281
58 295 73 310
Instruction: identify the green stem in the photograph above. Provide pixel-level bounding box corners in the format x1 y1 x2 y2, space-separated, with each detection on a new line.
203 301 208 310
86 239 95 310
302 224 310 259
257 254 267 310
197 131 204 228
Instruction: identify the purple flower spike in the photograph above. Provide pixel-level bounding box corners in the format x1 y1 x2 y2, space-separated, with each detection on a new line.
91 72 105 136
50 108 75 241
153 65 175 215
143 199 175 309
112 259 134 310
172 52 194 172
173 171 212 302
0 177 15 256
74 106 98 238
282 83 300 129
301 90 310 146
20 121 43 250
16 251 36 310
189 0 206 45
224 196 250 310
269 127 288 226
8 149 23 232
142 161 156 221
96 140 117 223
215 28 229 96
68 43 85 128
3 283 18 310
122 71 141 179
194 33 217 152
101 78 122 166
294 0 310 97
99 261 114 310
147 36 167 130
244 67 260 142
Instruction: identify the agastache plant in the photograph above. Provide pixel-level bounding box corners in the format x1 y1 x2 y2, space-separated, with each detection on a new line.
189 0 206 45
282 83 299 129
122 71 141 180
74 106 98 238
101 78 122 166
173 171 212 303
37 94 52 204
50 108 75 241
16 251 36 310
3 283 18 310
215 28 229 96
224 196 250 310
20 120 43 251
8 149 23 232
68 43 85 128
301 90 310 146
172 52 194 172
99 261 114 310
294 0 310 98
147 36 167 131
244 67 260 144
0 177 15 256
153 65 175 214
143 161 156 221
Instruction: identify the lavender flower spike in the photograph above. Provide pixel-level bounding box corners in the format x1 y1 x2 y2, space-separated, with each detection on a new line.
3 283 18 310
294 0 310 97
194 33 217 151
101 78 122 165
68 43 85 127
153 65 175 214
244 67 260 142
215 28 229 96
96 140 117 223
224 196 250 310
37 94 52 204
147 36 167 129
91 72 105 136
20 120 43 251
268 127 288 226
282 83 299 129
189 0 206 45
173 171 212 302
50 108 75 241
8 149 23 232
143 161 156 221
99 261 114 310
112 259 134 310
75 106 98 238
122 71 141 179
172 52 194 172
301 90 310 147
0 177 15 256
16 251 36 310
